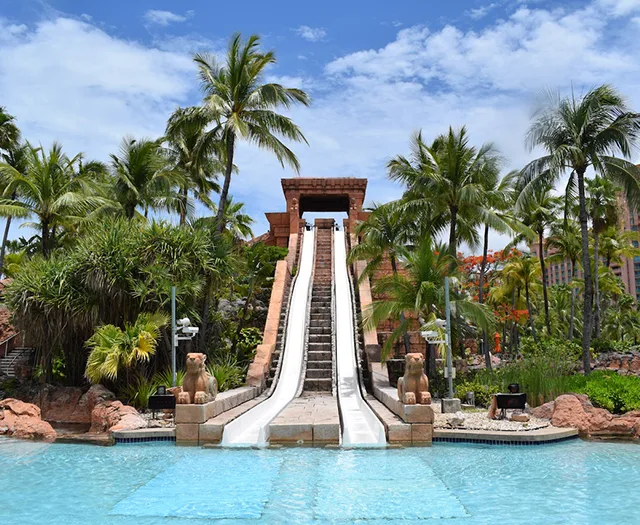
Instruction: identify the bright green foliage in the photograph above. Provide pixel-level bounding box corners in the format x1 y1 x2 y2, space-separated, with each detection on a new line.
455 381 500 407
121 376 160 410
171 33 310 233
85 312 168 383
565 371 640 413
152 368 186 388
207 356 245 392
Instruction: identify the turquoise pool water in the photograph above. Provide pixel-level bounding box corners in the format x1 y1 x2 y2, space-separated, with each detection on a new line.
1 437 638 524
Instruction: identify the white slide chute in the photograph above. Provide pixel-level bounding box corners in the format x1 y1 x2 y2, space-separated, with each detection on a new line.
334 230 386 447
221 228 315 446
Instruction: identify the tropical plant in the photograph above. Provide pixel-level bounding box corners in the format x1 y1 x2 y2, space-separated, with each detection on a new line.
388 127 502 259
0 107 19 153
206 355 245 392
501 255 541 341
599 227 640 269
85 312 168 383
171 33 310 233
585 175 621 338
348 202 412 353
0 142 108 256
546 220 582 340
364 236 493 361
521 85 640 373
121 376 159 410
110 136 182 219
164 108 224 225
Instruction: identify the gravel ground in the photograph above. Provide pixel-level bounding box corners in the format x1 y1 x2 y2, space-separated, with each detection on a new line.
140 410 175 428
431 399 551 432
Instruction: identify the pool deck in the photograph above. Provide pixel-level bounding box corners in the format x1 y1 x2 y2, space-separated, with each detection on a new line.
434 426 579 444
269 393 340 445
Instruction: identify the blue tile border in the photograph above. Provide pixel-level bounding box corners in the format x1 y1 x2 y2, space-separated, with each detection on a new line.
115 436 176 444
433 435 579 446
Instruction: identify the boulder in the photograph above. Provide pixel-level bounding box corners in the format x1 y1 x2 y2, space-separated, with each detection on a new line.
530 401 555 419
0 398 56 441
550 393 640 438
31 384 116 424
89 400 146 433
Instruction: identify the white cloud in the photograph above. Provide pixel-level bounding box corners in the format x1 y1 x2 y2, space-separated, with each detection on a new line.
3 1 640 252
144 9 190 27
0 17 195 160
467 3 500 19
598 0 640 16
294 25 326 42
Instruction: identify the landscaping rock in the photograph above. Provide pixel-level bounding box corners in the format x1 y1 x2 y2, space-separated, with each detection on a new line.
31 384 116 424
90 400 146 433
594 351 640 376
530 401 555 419
0 398 56 441
550 393 640 439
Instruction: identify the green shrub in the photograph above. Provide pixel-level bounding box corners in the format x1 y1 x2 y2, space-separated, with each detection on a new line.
236 327 262 364
455 380 500 407
565 371 640 413
121 376 158 410
152 368 186 388
207 356 245 392
591 338 635 355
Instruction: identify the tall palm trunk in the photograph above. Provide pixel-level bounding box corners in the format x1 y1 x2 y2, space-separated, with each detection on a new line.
538 230 551 335
577 169 593 373
525 280 537 343
390 256 412 355
41 220 49 257
569 259 576 341
179 186 188 226
593 230 601 339
0 215 12 278
448 205 458 259
478 223 491 370
509 287 517 354
215 133 235 234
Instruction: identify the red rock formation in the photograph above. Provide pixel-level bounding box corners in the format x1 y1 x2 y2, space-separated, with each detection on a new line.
89 400 146 433
33 384 116 423
537 394 640 439
0 398 56 441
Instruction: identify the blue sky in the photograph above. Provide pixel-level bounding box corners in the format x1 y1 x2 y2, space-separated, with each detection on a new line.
1 0 640 250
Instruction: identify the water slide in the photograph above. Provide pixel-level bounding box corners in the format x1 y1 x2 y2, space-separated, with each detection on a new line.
333 230 387 447
221 228 315 446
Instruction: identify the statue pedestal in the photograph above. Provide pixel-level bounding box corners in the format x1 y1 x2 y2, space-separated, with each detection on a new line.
400 404 434 424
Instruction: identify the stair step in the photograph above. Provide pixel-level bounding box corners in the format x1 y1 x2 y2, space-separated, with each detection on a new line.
308 326 331 335
306 368 332 379
303 378 332 392
307 350 332 361
306 360 332 370
309 334 331 344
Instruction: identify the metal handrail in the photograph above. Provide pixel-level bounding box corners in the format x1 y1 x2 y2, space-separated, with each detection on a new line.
0 333 19 359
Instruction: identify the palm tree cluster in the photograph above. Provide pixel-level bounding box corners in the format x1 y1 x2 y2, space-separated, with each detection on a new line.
0 34 308 388
351 85 640 380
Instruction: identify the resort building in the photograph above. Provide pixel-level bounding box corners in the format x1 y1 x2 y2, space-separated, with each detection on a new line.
531 194 640 301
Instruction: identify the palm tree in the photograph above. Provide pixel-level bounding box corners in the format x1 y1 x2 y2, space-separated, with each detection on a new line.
546 220 582 340
585 176 620 339
348 202 412 354
364 236 493 362
85 312 168 383
476 170 521 369
0 142 107 256
0 107 19 152
521 85 640 373
110 136 183 220
388 127 502 260
502 255 541 342
171 34 310 233
511 180 561 335
164 107 224 225
0 108 22 275
600 226 640 269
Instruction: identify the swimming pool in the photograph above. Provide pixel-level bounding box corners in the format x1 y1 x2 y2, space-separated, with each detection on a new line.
1 437 638 524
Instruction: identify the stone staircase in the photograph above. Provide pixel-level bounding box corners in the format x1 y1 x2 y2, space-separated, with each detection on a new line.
0 347 33 378
304 221 334 392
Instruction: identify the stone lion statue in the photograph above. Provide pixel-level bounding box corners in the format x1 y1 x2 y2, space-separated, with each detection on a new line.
397 353 431 405
175 353 218 404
